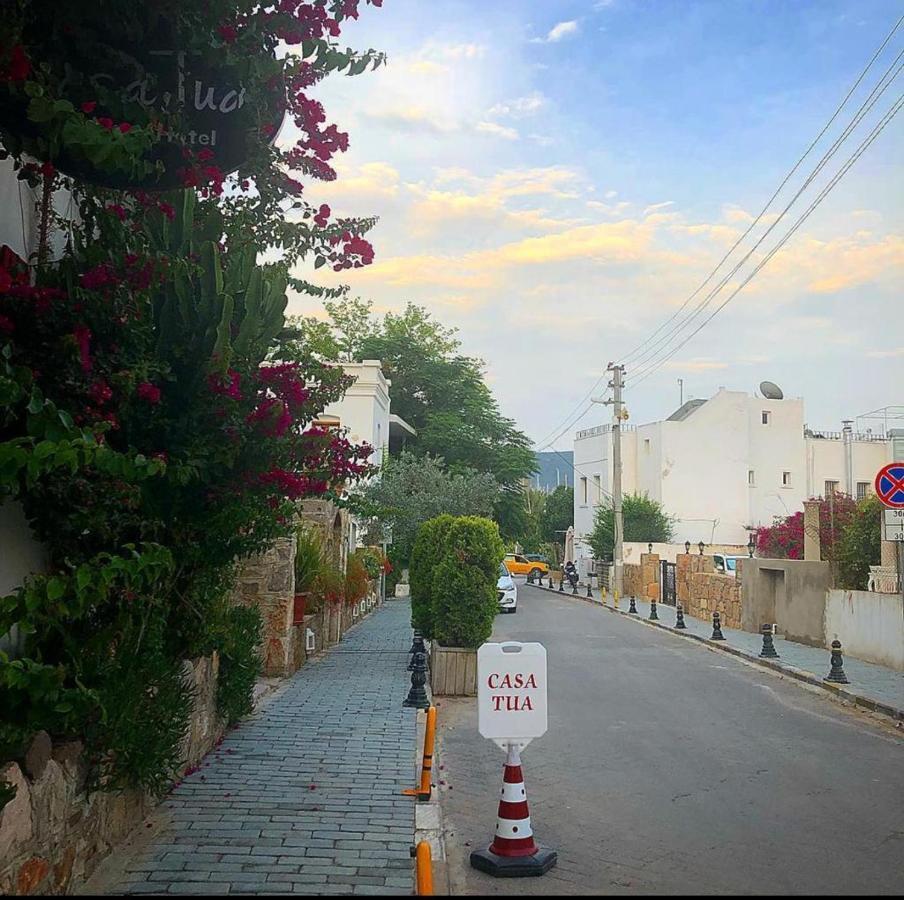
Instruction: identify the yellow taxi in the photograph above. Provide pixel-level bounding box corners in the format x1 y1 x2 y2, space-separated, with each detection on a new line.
503 553 550 580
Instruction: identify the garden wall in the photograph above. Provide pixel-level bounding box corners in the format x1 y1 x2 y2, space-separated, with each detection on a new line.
824 590 904 671
0 655 224 896
677 554 743 629
623 553 660 600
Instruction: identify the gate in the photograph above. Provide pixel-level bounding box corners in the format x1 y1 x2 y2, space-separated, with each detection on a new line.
660 560 676 605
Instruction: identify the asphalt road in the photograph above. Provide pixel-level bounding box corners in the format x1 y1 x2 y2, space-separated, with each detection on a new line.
437 581 904 895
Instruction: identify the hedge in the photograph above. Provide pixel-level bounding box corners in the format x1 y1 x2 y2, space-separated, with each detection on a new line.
431 516 504 648
409 514 455 638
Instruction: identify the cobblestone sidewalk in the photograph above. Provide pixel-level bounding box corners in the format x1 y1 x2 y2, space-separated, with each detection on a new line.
115 601 416 896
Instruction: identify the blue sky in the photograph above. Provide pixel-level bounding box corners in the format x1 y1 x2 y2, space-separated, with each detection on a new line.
287 0 903 445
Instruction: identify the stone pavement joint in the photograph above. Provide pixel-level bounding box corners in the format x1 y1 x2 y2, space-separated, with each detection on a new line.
111 601 417 895
531 580 904 721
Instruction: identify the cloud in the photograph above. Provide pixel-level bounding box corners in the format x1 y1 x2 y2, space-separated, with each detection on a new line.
532 21 580 43
363 106 455 134
475 121 520 141
663 358 730 371
866 347 904 359
643 200 675 217
487 92 548 119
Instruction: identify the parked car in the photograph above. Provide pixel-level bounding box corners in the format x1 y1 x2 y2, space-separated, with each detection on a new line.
524 553 551 567
503 553 549 580
713 553 744 576
497 562 518 613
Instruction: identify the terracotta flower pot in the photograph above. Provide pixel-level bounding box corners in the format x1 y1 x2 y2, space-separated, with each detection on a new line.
293 592 309 625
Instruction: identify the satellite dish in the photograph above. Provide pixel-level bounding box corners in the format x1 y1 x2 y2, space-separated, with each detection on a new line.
760 381 784 400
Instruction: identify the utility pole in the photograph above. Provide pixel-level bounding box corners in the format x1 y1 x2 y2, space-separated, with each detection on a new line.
610 365 625 607
594 364 625 607
678 378 684 407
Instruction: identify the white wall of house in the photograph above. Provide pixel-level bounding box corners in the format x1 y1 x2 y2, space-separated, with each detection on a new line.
824 589 904 671
322 360 391 470
572 388 898 557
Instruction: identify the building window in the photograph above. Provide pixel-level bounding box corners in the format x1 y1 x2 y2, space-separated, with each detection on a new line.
856 481 869 500
748 470 755 486
593 474 601 503
762 411 771 425
644 439 651 453
825 480 839 497
580 476 588 504
782 471 792 487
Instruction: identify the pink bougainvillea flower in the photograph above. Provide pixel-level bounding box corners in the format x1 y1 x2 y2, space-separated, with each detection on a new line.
313 203 330 227
137 382 162 405
118 122 132 134
96 117 114 130
4 45 31 81
0 314 14 334
81 100 97 114
106 204 127 222
218 24 238 43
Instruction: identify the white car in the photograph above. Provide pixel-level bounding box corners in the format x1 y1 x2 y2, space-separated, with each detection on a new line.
713 553 744 576
497 563 518 613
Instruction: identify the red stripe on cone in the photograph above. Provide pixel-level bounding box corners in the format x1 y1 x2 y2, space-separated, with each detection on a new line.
489 833 538 857
497 800 530 820
503 765 524 783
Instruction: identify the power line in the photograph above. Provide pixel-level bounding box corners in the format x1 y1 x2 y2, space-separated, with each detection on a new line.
627 51 903 382
628 94 903 388
620 13 903 369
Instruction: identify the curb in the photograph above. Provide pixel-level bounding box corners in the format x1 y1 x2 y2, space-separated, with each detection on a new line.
529 581 904 724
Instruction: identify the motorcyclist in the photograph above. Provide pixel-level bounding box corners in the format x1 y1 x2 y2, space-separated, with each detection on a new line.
564 560 578 588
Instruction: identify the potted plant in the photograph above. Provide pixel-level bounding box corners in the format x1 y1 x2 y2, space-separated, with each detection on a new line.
421 516 503 696
294 527 325 626
345 551 371 617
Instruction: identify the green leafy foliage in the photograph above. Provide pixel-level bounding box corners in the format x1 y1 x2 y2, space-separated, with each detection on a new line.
590 494 675 561
540 486 574 545
295 527 326 594
409 514 455 638
216 605 263 727
834 495 882 589
430 517 505 649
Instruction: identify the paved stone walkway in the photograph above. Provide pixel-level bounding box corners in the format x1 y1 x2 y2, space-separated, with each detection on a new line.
116 601 416 896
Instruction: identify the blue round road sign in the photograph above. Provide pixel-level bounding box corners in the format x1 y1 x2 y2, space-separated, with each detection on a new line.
875 463 904 508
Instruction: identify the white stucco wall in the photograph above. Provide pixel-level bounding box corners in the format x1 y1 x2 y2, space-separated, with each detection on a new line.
806 436 890 499
824 589 904 671
322 360 391 469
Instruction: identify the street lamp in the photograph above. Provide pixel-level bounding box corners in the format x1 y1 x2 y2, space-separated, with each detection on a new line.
747 533 756 557
684 540 691 555
698 540 705 556
648 542 653 554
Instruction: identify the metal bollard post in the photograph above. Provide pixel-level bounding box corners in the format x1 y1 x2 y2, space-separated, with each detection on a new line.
586 580 593 599
675 603 687 629
825 640 849 683
711 612 725 641
558 577 564 592
649 597 659 620
628 594 637 614
759 623 779 659
404 652 430 708
408 634 428 671
526 569 534 585
548 574 554 590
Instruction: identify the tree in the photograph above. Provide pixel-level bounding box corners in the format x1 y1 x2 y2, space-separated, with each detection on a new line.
755 494 857 562
314 299 536 539
589 494 675 561
539 485 573 544
835 495 882 589
354 452 500 567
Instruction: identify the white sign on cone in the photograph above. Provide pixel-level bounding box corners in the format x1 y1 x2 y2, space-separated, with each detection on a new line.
477 642 548 750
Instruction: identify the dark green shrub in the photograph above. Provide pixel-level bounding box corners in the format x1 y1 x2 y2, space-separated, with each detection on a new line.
409 514 454 638
216 605 263 726
835 495 882 589
431 516 504 648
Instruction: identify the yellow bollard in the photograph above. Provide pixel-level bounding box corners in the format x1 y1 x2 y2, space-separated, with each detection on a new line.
614 589 619 609
403 706 436 800
415 840 433 896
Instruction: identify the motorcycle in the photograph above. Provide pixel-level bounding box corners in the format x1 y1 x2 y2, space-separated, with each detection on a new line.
563 564 579 589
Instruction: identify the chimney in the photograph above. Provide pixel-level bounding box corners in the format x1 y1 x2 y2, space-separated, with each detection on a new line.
842 420 853 496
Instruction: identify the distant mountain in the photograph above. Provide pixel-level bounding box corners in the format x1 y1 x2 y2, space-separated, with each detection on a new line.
531 451 574 493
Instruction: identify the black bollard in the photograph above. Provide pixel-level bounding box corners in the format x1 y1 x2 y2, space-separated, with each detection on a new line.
571 578 578 595
409 634 428 671
526 569 534 585
558 577 564 593
675 603 687 629
407 632 419 657
586 580 593 599
825 640 849 683
649 598 659 620
403 651 430 708
548 574 554 590
759 623 779 659
711 612 725 641
628 595 638 614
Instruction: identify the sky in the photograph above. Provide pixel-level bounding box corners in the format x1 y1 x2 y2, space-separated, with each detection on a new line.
286 0 903 448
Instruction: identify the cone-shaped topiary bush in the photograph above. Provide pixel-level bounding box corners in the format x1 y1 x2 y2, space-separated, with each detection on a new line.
409 514 455 638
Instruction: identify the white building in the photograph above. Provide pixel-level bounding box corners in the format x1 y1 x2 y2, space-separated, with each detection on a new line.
573 389 894 565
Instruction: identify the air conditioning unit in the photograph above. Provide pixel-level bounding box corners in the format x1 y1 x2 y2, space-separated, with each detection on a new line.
305 628 315 652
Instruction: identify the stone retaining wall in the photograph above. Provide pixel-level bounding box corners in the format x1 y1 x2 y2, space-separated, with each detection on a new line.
0 654 224 896
677 553 743 628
